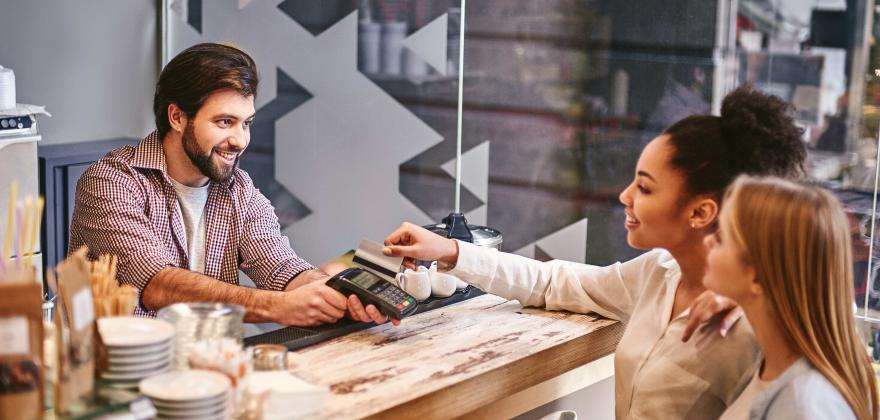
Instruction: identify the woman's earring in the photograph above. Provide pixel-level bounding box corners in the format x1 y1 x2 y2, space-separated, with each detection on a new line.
690 222 697 229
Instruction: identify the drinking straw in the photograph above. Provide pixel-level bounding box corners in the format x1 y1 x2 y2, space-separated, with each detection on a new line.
3 181 17 260
22 196 32 259
33 197 44 256
109 255 117 286
46 270 58 296
0 241 5 278
14 202 23 264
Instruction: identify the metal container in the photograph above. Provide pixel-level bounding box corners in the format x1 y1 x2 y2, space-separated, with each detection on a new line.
425 223 503 248
251 344 288 371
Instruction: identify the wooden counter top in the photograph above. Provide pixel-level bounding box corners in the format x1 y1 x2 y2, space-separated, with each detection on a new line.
286 294 623 419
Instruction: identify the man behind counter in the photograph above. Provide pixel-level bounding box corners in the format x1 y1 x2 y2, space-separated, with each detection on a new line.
69 43 395 327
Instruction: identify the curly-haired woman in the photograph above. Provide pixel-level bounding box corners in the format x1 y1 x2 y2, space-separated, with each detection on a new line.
383 86 806 419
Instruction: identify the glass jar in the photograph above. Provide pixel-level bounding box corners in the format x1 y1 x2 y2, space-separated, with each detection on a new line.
157 302 245 370
250 344 288 371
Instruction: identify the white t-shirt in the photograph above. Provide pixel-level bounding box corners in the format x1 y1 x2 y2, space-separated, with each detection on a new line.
719 365 770 420
170 178 209 273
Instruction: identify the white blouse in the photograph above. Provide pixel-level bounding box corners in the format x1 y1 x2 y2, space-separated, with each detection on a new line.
447 241 760 419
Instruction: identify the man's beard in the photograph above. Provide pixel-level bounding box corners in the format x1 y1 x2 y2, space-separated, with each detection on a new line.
182 121 239 183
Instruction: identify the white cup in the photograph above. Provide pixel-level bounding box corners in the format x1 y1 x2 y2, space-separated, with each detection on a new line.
427 261 468 291
430 271 458 298
396 267 431 301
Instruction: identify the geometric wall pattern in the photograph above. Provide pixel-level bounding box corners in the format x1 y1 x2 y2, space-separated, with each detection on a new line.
169 0 590 264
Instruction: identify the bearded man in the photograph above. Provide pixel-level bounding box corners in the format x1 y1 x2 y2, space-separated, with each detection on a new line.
69 43 392 326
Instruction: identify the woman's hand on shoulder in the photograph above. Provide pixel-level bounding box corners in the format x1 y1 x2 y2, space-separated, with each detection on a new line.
682 290 743 342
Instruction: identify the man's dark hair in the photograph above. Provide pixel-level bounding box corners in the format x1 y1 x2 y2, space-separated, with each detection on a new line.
153 43 259 138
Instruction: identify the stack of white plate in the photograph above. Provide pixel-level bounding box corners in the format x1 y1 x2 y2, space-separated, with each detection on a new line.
97 316 175 388
140 370 232 420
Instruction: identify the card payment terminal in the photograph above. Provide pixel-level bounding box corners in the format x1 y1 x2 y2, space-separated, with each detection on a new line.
327 268 418 320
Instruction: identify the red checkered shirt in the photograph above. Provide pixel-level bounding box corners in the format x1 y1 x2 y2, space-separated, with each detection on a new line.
69 131 315 316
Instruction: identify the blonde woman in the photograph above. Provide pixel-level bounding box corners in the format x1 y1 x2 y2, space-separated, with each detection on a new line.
383 86 806 418
704 176 877 419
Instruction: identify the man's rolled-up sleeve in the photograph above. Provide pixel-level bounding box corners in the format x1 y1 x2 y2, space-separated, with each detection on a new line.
237 183 315 291
70 162 172 293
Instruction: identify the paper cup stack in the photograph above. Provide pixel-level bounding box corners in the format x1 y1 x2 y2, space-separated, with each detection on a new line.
97 316 174 388
140 370 232 420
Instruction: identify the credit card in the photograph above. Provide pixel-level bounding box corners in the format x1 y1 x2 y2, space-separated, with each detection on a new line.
352 238 403 281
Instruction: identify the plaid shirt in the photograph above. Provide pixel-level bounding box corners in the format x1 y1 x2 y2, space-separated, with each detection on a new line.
69 131 315 316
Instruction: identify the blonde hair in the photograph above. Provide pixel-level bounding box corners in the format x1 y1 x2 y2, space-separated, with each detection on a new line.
721 176 877 419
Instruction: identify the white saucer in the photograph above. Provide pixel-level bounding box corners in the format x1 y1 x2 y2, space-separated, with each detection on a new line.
157 411 228 420
150 392 227 409
157 413 227 420
140 370 231 402
108 349 173 364
98 317 175 347
107 357 172 373
106 342 172 358
101 364 170 381
102 378 142 389
156 403 228 418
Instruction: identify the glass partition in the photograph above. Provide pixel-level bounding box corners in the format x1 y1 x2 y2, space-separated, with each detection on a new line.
450 1 730 265
167 0 465 265
167 0 880 359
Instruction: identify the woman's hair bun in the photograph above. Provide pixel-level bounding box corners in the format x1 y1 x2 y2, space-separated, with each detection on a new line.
663 85 807 200
719 85 805 179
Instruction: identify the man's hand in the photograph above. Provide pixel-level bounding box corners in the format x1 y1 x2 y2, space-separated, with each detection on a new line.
270 280 348 326
346 295 401 326
682 290 744 342
383 222 459 269
284 269 400 327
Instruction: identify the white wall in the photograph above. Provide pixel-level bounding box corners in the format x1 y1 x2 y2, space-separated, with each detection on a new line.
0 0 158 144
516 377 615 420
